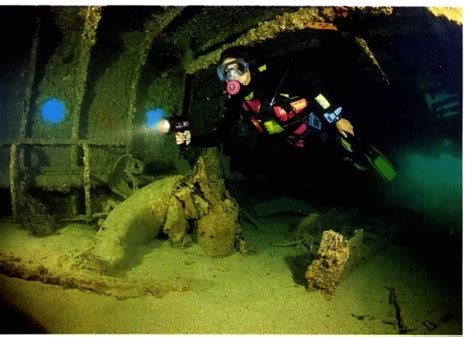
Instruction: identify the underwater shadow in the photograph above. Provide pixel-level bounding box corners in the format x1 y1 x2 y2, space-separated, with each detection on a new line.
110 235 173 278
0 297 47 333
284 253 314 287
104 242 160 278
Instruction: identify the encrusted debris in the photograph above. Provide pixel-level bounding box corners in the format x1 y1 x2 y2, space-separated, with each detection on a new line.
354 36 390 85
0 252 190 299
85 175 184 273
293 209 352 250
194 148 244 257
253 197 317 217
185 8 331 74
386 286 409 334
305 230 349 294
184 6 395 74
108 154 146 198
78 147 245 274
305 228 366 294
428 7 462 25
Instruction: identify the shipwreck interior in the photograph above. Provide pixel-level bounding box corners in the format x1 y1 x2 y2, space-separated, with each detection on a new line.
0 6 463 334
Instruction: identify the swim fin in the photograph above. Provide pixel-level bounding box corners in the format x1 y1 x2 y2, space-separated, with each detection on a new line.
362 143 398 182
337 135 397 181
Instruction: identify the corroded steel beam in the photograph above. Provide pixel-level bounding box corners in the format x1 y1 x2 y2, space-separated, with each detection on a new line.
83 143 92 219
354 36 390 86
19 15 40 142
0 139 128 147
126 7 184 151
184 7 333 74
0 252 191 299
183 7 394 74
71 6 102 142
71 6 102 165
9 144 19 222
428 7 462 25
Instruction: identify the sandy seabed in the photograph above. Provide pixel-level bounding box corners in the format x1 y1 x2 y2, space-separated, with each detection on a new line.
0 214 462 334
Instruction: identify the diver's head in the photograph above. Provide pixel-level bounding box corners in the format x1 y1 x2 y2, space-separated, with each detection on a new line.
217 46 257 95
218 57 252 86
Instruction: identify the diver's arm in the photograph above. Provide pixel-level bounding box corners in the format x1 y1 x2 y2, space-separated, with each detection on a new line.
191 130 224 148
316 97 355 137
301 82 355 138
175 126 222 148
177 99 241 148
320 104 355 138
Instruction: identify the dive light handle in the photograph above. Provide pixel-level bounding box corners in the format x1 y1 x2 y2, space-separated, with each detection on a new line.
158 116 191 149
168 116 191 133
158 116 190 134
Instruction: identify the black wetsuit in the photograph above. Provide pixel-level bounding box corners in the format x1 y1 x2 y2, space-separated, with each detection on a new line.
192 72 344 150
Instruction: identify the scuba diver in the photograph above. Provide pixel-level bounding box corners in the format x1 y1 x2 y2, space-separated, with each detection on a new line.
175 46 396 182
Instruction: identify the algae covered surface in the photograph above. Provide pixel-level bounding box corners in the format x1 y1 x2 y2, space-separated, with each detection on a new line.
0 5 463 335
0 200 462 334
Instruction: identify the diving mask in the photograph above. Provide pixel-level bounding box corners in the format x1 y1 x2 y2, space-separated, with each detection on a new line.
216 58 250 82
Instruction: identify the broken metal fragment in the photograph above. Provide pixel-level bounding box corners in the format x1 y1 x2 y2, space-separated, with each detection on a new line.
306 22 338 31
386 286 409 334
305 228 365 294
0 252 190 299
305 230 349 294
86 175 184 273
78 148 245 274
194 148 242 257
354 36 390 86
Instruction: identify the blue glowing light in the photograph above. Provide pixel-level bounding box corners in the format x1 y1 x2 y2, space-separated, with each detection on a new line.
41 98 66 124
146 108 165 128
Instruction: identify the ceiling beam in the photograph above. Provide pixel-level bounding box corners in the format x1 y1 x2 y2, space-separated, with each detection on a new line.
183 6 394 74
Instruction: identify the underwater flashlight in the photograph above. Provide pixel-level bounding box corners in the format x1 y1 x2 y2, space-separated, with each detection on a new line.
158 116 190 134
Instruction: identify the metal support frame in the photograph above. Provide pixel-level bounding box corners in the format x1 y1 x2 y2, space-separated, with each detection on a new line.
70 7 102 166
82 143 92 219
125 7 184 152
9 144 19 222
6 7 185 222
8 141 127 223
